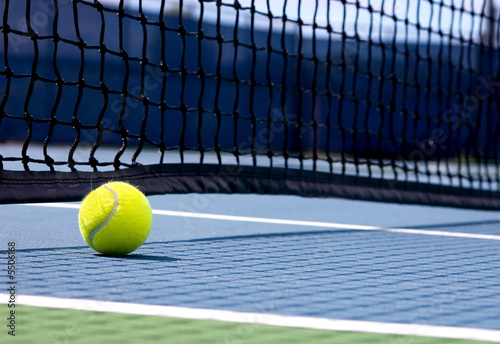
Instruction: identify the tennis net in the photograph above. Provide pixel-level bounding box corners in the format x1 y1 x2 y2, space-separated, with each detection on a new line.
1 0 500 209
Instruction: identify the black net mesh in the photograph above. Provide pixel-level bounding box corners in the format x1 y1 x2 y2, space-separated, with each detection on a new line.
1 0 500 208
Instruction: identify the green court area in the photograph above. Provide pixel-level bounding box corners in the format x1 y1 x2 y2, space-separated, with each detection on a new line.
6 306 494 344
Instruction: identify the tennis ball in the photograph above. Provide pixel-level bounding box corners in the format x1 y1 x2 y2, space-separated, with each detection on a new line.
78 181 152 256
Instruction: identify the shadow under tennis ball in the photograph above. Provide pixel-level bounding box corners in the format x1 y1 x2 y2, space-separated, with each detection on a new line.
94 254 181 262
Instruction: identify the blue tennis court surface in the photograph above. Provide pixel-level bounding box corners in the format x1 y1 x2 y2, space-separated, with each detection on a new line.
1 194 500 342
3 0 500 342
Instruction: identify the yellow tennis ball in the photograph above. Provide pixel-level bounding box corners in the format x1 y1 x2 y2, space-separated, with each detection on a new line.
78 181 152 256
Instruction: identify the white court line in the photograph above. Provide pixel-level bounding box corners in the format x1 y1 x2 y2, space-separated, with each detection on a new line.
1 294 499 342
25 202 500 241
